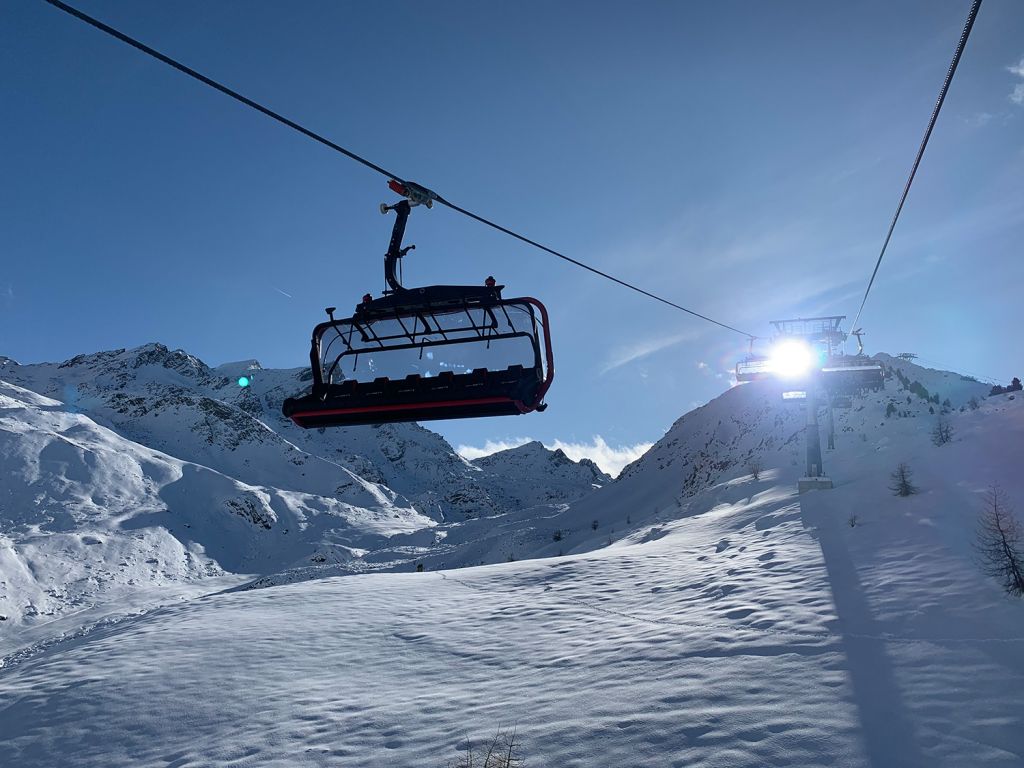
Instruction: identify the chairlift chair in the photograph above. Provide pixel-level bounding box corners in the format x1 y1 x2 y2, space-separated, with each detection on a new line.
735 320 884 395
820 330 883 394
735 356 774 383
283 181 554 428
735 338 773 382
821 358 884 394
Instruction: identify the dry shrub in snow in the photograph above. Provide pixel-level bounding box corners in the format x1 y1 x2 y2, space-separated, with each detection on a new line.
448 728 524 768
975 486 1024 597
931 417 953 446
747 457 763 481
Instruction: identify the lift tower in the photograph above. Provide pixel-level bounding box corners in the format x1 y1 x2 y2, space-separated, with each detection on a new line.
735 316 883 493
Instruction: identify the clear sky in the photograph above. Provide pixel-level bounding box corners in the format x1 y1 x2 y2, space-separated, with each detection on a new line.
3 1 1023 473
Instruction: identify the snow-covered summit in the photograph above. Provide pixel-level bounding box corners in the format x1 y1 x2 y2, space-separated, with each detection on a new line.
1 343 603 522
214 358 263 373
471 439 611 505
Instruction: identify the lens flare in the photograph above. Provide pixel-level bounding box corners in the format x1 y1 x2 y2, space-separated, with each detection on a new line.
237 376 251 388
770 340 814 379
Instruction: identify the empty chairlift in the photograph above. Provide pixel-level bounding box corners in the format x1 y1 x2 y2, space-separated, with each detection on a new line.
283 181 554 428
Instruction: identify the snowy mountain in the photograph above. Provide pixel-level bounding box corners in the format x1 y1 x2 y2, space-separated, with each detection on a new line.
0 378 437 629
2 354 1022 767
0 344 607 630
0 344 604 522
471 440 610 504
395 355 997 569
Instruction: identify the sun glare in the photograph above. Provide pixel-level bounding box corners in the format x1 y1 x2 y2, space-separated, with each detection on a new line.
770 340 814 379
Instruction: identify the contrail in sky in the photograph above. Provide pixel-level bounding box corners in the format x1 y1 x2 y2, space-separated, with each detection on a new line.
274 288 293 299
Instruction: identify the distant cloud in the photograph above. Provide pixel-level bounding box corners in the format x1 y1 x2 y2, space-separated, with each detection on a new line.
456 435 653 477
600 331 697 375
547 436 653 477
1009 57 1024 105
456 437 533 460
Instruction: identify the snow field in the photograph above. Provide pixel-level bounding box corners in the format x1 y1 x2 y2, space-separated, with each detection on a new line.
2 351 1023 766
3 459 1023 767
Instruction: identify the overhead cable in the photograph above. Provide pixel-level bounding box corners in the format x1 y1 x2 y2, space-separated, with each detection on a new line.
41 0 756 339
850 0 983 333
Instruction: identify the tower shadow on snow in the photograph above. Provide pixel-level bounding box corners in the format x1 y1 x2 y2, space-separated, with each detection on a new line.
799 495 927 768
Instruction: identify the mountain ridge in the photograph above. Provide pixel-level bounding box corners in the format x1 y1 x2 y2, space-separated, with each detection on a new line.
0 345 1009 633
0 343 608 632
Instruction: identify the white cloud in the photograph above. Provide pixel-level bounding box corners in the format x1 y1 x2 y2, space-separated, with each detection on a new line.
456 435 653 477
547 436 653 477
1010 58 1024 104
455 437 533 460
600 331 697 375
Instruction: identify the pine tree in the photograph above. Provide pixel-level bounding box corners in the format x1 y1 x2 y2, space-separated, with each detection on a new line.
975 486 1024 597
889 463 918 497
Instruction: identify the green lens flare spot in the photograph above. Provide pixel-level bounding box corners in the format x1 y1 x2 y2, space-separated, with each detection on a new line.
237 376 250 388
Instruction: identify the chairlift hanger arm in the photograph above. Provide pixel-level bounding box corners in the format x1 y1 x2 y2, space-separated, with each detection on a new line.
378 180 446 293
381 199 414 293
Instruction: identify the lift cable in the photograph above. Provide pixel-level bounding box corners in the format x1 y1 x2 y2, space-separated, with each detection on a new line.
850 0 983 334
433 196 755 337
41 0 756 340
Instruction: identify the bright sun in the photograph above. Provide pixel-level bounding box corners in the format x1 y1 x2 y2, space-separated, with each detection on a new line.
770 340 814 379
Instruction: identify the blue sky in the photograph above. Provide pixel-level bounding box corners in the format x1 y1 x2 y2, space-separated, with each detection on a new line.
3 1 1023 473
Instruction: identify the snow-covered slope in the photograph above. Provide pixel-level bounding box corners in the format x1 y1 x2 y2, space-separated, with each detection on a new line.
0 345 608 632
0 379 438 635
1 345 601 522
396 356 995 569
2 386 1021 767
